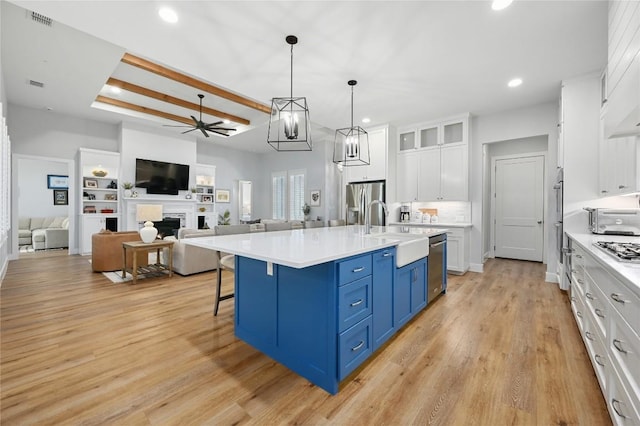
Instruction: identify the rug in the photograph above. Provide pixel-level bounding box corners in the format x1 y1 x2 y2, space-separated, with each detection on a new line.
102 271 146 283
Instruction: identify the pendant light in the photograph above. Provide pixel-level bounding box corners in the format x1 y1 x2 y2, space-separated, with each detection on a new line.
333 80 370 166
267 35 312 151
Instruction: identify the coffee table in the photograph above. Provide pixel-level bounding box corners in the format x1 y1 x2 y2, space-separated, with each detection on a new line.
122 240 174 284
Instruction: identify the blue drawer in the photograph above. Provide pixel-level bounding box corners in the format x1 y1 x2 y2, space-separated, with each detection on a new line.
338 254 372 286
338 276 372 332
338 316 372 380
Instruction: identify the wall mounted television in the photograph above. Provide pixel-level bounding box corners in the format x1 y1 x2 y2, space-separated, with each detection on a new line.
135 158 190 195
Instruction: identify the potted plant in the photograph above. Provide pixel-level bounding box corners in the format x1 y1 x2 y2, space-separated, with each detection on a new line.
218 209 231 225
122 182 133 198
302 202 311 221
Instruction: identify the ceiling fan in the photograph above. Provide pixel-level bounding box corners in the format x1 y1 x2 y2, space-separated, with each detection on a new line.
165 94 236 137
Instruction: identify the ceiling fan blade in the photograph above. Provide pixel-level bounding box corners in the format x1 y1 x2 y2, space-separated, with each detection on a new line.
205 121 223 127
208 129 231 137
199 127 209 138
163 124 192 128
204 125 236 132
190 115 199 126
181 128 197 134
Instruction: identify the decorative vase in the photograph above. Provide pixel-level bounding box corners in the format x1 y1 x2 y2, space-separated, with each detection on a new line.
124 189 132 198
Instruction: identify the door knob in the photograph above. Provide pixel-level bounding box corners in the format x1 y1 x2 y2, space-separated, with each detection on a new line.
537 220 542 224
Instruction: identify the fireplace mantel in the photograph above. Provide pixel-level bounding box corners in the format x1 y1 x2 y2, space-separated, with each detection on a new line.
123 197 197 231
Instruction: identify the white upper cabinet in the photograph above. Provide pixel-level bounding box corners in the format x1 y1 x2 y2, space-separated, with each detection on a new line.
603 0 640 138
345 126 388 183
396 114 469 202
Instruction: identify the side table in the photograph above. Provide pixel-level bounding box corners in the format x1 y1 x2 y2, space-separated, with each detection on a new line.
122 240 174 284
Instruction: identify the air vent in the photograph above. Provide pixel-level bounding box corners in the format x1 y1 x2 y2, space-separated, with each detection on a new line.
30 11 52 27
29 80 44 88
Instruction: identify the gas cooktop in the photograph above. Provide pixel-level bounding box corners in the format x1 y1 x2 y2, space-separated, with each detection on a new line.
595 241 640 263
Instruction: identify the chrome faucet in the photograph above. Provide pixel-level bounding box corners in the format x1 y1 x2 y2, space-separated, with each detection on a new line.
366 200 388 234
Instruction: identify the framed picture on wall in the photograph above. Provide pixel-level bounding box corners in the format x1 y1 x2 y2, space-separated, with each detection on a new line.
47 174 69 189
216 189 230 203
53 189 68 205
310 189 321 207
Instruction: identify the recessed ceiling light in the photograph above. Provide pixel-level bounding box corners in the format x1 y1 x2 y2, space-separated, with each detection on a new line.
158 7 178 23
492 0 513 11
362 117 371 124
508 78 523 88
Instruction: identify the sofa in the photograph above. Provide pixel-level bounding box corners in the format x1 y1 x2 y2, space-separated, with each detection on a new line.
91 230 149 272
163 224 264 276
19 216 69 250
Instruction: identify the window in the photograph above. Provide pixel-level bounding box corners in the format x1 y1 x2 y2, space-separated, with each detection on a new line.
272 169 305 220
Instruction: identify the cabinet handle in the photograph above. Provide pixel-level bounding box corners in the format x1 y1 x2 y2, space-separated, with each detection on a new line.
430 241 446 248
601 190 609 194
576 311 583 318
350 299 363 307
575 254 582 259
610 293 629 304
618 185 627 189
612 339 628 354
577 279 584 285
594 354 605 366
586 292 594 300
611 399 627 419
351 340 364 352
382 252 392 257
352 267 365 273
594 308 605 318
585 331 594 341
571 296 576 302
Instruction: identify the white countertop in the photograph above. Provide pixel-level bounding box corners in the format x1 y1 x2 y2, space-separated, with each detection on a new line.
389 221 472 228
182 225 447 269
566 231 640 296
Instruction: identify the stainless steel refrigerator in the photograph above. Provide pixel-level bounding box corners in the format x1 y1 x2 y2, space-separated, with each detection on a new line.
346 180 386 226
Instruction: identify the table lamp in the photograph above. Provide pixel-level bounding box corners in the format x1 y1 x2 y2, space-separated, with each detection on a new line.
136 204 163 243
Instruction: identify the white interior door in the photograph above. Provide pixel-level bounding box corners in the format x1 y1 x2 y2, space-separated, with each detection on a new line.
494 155 544 261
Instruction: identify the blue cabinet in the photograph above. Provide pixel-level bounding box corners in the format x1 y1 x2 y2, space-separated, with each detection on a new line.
233 246 432 395
372 248 395 350
394 258 427 329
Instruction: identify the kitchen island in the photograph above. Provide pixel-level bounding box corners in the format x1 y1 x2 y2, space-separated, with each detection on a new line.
184 225 447 394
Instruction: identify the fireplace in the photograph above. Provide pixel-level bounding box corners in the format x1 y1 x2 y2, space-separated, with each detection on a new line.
153 218 181 239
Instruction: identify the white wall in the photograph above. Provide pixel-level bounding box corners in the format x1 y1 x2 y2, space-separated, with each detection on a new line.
471 102 559 273
18 157 69 217
9 104 118 158
197 142 263 224
258 129 338 223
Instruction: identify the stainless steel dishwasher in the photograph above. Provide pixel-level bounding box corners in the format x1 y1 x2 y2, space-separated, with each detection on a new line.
427 233 447 303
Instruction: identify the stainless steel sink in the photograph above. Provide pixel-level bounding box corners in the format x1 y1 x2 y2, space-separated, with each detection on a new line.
366 232 429 267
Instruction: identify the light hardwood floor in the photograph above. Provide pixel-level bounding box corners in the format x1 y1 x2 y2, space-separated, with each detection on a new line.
1 254 610 425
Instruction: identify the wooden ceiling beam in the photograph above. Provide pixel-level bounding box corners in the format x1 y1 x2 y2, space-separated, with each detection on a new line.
96 95 196 126
121 53 271 115
107 77 250 126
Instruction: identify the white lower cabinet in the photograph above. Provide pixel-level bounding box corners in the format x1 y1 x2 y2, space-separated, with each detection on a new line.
568 236 640 425
80 214 119 255
445 227 469 274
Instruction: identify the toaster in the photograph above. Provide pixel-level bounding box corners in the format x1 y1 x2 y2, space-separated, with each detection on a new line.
584 208 640 236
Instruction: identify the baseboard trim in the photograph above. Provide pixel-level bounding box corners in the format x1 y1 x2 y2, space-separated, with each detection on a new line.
469 263 483 273
545 272 558 283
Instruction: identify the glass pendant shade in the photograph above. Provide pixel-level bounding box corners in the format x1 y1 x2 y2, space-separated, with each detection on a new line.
267 35 312 152
333 80 370 166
